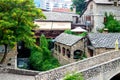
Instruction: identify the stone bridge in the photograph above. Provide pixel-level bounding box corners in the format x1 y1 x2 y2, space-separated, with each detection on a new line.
36 50 120 80
1 50 120 80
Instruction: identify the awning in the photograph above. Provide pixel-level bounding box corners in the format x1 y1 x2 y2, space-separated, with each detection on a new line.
71 27 87 32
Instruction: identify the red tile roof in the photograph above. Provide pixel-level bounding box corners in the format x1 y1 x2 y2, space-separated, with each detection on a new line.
52 8 71 12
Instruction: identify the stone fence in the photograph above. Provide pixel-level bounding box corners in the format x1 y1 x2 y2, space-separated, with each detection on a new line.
81 57 120 80
35 50 120 80
7 68 40 76
0 68 39 76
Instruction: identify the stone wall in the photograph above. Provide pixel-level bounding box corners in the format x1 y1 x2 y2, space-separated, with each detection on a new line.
81 57 120 80
53 40 84 65
36 50 120 80
95 48 114 55
0 46 17 68
6 68 39 76
86 47 115 57
0 50 120 80
54 42 71 65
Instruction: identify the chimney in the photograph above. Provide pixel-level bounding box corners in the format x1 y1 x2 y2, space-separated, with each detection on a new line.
73 6 76 13
103 28 108 33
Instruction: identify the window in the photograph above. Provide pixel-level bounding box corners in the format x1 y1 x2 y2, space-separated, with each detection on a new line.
62 47 65 56
114 1 118 6
86 16 91 21
90 4 93 9
104 17 106 23
58 45 61 53
73 50 83 59
66 49 71 58
55 44 57 51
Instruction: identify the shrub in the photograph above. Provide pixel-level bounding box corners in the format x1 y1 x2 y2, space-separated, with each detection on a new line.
104 13 120 32
29 47 43 70
64 73 84 80
64 30 73 34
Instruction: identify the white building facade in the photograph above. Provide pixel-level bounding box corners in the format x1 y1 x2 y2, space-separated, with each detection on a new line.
34 0 72 11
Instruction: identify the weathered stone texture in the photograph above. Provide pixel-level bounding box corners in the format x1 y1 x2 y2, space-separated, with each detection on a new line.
82 57 120 80
37 50 120 80
1 50 120 80
95 48 114 55
54 40 84 65
0 46 17 68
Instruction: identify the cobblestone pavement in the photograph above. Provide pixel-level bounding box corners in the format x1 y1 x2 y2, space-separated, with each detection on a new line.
0 73 35 80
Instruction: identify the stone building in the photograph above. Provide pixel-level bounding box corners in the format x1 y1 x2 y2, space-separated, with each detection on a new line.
86 33 120 57
34 11 79 38
0 45 17 68
54 33 85 65
80 0 120 32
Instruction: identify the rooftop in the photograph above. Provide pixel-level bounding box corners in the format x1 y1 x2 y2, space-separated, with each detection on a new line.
91 0 120 4
88 33 120 48
55 33 83 46
36 11 79 22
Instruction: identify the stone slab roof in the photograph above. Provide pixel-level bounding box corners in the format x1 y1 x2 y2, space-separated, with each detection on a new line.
39 11 79 22
91 0 120 4
88 33 120 48
55 33 83 46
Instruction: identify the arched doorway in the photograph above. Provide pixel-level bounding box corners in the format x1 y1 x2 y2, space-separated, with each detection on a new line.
110 73 120 80
73 50 83 59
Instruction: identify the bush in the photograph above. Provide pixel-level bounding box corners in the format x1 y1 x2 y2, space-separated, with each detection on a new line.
104 13 120 32
47 39 54 50
78 32 87 37
64 30 73 34
29 48 43 70
64 73 84 80
41 58 60 71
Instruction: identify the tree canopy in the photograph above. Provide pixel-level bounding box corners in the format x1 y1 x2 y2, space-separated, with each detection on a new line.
0 0 45 63
72 0 86 14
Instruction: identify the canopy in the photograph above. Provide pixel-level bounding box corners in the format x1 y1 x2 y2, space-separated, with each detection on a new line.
71 27 87 32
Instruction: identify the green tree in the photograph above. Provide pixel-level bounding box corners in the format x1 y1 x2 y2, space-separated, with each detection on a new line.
40 34 48 48
29 34 60 71
72 0 86 14
104 13 120 32
0 0 45 63
40 34 51 60
40 34 60 71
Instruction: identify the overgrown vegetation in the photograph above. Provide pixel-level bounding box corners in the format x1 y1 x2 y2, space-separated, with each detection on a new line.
103 13 120 32
29 34 60 71
78 32 87 37
64 73 84 80
64 29 87 37
64 30 74 34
